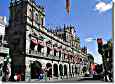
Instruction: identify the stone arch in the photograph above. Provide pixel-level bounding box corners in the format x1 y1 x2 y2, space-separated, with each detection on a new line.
72 65 74 74
53 64 58 77
69 64 72 75
64 65 67 76
59 64 63 76
75 64 78 74
46 63 52 77
31 60 43 79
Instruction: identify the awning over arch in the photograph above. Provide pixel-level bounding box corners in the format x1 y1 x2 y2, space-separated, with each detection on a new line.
54 47 59 52
38 40 45 47
31 39 38 45
47 46 52 50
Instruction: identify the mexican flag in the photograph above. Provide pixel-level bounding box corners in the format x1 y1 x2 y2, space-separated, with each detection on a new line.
66 0 70 15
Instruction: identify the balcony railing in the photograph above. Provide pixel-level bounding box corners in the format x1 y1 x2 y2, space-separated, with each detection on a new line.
0 47 9 54
26 50 67 61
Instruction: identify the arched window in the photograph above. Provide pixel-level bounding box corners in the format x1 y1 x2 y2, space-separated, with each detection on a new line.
35 13 39 22
29 9 32 18
59 51 61 58
53 64 58 77
30 39 38 50
64 65 67 76
54 50 57 56
37 44 43 53
46 63 52 77
59 64 63 76
47 47 51 56
30 61 42 79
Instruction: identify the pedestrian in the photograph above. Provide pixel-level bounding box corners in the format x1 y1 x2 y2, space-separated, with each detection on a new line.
2 63 10 82
14 72 21 81
44 68 48 81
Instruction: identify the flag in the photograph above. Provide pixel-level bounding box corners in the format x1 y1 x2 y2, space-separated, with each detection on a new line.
66 0 70 15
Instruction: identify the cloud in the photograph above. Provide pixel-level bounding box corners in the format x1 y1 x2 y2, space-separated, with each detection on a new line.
113 0 115 3
102 39 107 44
95 1 112 12
85 37 96 42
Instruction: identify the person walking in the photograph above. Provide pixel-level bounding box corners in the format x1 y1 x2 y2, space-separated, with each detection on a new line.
2 62 10 82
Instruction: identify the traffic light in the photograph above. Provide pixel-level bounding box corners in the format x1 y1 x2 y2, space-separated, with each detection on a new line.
97 38 103 54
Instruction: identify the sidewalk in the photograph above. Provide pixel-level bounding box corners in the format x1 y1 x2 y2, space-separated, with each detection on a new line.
26 75 83 83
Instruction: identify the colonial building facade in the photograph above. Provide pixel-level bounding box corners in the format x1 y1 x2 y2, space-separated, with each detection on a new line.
0 16 10 81
8 0 89 81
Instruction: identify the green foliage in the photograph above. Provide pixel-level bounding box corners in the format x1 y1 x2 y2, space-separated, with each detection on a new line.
87 53 94 63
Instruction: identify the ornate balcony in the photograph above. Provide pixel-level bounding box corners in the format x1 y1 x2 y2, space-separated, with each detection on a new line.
26 49 63 61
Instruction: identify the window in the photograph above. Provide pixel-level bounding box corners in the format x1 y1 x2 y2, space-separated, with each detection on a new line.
30 40 35 50
54 50 57 56
37 44 42 52
41 17 44 26
0 35 2 43
29 9 32 18
64 54 65 59
47 47 50 56
59 51 61 58
35 13 39 21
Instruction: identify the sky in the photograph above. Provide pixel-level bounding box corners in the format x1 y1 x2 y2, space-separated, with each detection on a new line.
0 0 112 64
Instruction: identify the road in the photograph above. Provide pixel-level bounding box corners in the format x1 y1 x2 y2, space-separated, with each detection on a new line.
26 77 106 83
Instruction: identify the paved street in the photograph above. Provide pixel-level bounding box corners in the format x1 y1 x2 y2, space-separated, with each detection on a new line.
23 77 106 83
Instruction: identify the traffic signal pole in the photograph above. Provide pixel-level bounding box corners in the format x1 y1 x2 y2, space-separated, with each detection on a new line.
97 38 107 81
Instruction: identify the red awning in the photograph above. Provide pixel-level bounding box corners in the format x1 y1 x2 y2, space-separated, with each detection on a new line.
38 40 45 47
47 46 52 50
58 49 61 51
31 39 38 45
54 47 59 52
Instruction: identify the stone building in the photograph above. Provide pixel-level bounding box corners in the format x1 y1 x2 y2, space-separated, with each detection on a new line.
49 25 80 48
8 0 89 81
0 16 10 81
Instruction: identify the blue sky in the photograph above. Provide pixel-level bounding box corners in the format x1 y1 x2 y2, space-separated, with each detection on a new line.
0 0 112 64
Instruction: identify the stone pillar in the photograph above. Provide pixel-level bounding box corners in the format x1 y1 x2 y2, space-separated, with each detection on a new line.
52 62 54 79
26 28 31 54
58 63 60 80
25 57 31 82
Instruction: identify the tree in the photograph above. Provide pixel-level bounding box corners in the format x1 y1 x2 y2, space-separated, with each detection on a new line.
87 53 94 74
87 53 94 64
